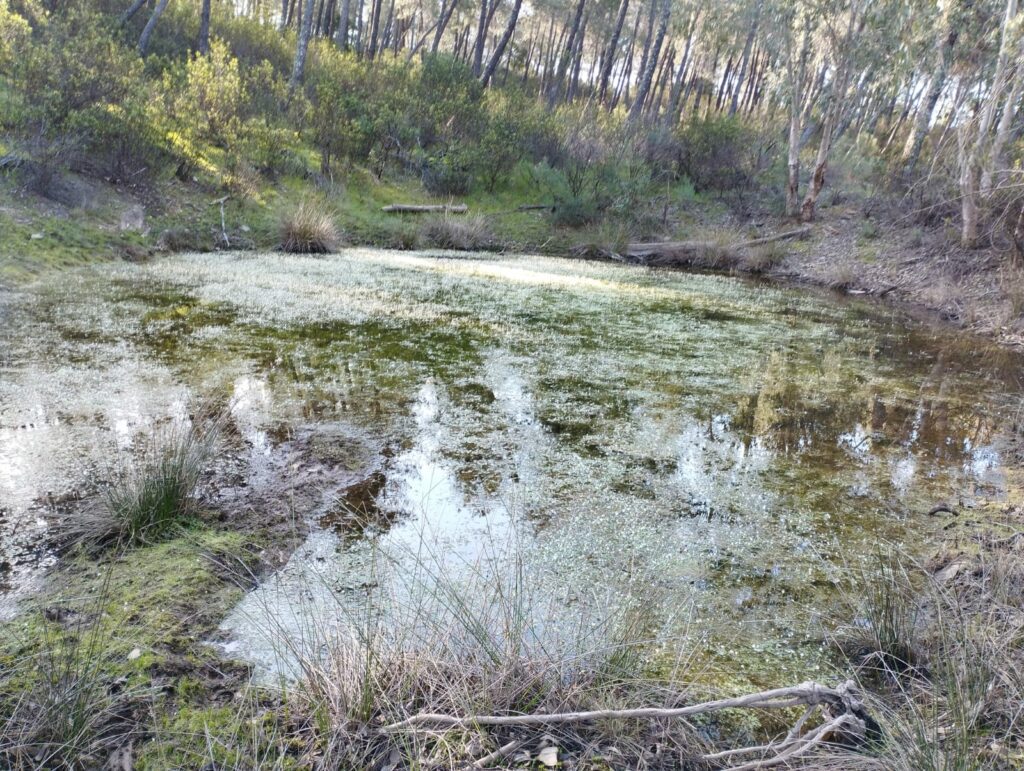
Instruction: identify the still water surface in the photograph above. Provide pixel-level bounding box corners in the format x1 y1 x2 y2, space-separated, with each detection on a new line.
1 250 1020 682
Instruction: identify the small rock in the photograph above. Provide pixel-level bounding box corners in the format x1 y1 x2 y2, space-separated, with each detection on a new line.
30 232 44 240
127 647 142 661
537 746 559 767
240 224 251 232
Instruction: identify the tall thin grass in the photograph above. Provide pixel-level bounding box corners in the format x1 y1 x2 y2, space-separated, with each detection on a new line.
240 529 708 769
65 417 220 551
280 201 340 254
0 573 144 769
833 541 1024 770
417 213 494 251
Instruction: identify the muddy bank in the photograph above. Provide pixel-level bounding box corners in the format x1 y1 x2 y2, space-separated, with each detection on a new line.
765 207 1024 350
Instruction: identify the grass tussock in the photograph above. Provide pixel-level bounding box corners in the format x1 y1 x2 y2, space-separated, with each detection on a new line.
280 201 340 254
832 532 1024 770
738 241 788 273
64 417 219 551
0 589 145 769
417 213 494 251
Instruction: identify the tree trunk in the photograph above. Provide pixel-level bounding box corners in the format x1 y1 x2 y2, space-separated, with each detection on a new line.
481 0 522 85
337 0 351 49
665 9 700 123
367 0 383 58
566 12 587 101
902 25 956 174
118 0 149 28
431 0 459 53
597 0 629 104
198 0 212 55
800 5 862 222
785 12 811 219
547 0 586 106
981 41 1024 195
138 0 171 55
289 0 317 91
729 0 763 116
628 0 669 121
471 0 490 75
960 0 1019 246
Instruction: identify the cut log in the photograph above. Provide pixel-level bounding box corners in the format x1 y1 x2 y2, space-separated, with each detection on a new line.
381 204 468 214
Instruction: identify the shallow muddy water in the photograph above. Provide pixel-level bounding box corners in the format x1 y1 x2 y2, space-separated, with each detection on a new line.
1 250 1021 683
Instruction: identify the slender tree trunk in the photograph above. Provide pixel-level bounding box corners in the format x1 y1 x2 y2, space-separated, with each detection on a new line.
635 0 657 98
715 54 734 112
960 0 1019 246
367 0 383 58
567 12 587 101
785 13 811 219
198 0 212 54
800 7 861 222
481 0 522 85
138 0 171 55
119 0 148 28
902 26 957 174
981 42 1024 195
337 0 351 48
431 0 459 52
628 0 669 121
597 0 629 104
471 0 490 75
729 0 763 116
611 12 640 109
289 0 317 92
547 0 586 106
666 9 699 122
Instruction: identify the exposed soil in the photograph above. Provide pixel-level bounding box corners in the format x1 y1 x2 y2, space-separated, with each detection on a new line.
767 205 1024 350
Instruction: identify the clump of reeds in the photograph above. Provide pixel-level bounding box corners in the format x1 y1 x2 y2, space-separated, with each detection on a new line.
280 200 341 254
65 417 220 551
418 214 493 251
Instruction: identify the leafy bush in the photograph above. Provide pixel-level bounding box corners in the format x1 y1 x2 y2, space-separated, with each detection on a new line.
6 6 159 180
677 115 760 192
280 200 340 253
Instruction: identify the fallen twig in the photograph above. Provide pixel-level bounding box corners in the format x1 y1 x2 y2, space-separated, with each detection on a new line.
383 680 865 731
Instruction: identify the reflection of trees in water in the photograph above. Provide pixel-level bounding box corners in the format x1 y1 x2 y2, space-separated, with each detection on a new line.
730 348 1001 467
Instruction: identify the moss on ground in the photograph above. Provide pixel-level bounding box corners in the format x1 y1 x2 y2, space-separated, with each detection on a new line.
0 525 273 767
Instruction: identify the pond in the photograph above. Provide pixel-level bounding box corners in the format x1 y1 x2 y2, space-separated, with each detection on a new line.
1 250 1021 685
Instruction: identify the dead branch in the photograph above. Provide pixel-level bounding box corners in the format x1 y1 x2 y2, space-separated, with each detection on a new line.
385 680 874 769
381 203 468 214
383 679 865 731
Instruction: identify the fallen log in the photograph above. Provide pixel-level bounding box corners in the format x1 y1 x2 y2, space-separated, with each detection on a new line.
574 226 812 270
622 226 812 263
516 204 554 212
381 203 468 214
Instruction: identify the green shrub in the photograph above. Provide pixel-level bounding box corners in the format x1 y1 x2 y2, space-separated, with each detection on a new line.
677 115 760 192
280 200 340 253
